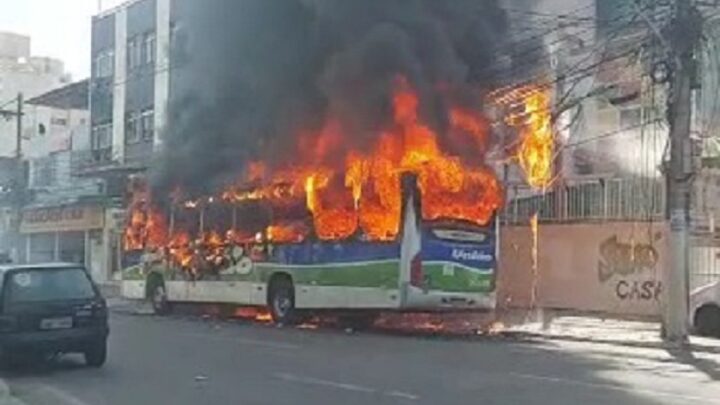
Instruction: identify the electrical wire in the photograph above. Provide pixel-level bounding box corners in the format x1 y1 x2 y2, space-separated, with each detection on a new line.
486 8 663 88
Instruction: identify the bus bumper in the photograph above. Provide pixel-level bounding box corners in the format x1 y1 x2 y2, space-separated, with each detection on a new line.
402 287 496 310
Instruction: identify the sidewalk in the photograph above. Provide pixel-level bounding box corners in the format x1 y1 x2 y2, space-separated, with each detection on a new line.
500 310 720 353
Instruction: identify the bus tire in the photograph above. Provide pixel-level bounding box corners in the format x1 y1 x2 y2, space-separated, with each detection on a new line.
147 275 170 315
268 275 296 325
694 305 720 337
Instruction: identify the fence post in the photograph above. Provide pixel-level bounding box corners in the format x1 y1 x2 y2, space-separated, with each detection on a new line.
603 179 608 221
512 186 519 224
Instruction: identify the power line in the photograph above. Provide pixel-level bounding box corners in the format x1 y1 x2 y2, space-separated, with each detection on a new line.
486 5 663 85
560 118 664 150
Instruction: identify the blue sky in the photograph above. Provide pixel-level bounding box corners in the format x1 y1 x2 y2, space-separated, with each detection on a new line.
0 0 126 80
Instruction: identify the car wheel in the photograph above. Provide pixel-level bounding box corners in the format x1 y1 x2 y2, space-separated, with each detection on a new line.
150 282 171 315
84 339 107 367
695 305 720 337
268 276 296 325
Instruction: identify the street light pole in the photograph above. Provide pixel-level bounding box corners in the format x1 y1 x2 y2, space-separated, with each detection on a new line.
665 0 701 343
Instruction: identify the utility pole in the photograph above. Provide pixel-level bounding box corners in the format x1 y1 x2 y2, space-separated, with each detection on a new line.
12 93 24 264
16 92 22 161
0 93 24 263
665 0 701 343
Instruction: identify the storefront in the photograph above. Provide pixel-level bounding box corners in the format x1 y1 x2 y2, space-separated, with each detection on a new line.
20 204 113 281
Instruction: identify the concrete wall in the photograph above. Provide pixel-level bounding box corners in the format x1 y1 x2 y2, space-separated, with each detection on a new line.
24 106 89 159
499 221 668 317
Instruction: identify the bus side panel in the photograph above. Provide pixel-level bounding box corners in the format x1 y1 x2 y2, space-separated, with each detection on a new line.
259 241 402 309
165 280 255 304
295 285 401 309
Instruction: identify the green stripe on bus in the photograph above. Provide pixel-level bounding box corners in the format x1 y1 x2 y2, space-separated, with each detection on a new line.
423 263 494 293
258 261 400 288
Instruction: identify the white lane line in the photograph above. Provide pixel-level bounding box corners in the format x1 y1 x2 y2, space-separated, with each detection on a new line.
386 390 421 401
275 372 375 393
508 372 712 403
274 372 419 401
182 332 301 350
37 385 93 405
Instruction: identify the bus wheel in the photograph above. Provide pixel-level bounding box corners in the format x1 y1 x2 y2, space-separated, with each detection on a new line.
268 276 296 325
149 280 170 315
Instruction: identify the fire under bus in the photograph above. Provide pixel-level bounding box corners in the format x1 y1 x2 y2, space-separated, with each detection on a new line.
120 79 547 324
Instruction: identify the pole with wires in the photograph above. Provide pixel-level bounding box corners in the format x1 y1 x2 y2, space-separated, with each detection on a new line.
13 93 24 264
0 93 25 262
665 0 702 343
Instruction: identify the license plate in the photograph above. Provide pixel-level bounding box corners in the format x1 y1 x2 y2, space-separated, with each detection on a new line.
40 317 73 330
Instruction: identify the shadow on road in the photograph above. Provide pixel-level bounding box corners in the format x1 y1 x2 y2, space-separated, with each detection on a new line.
0 355 90 378
667 347 720 381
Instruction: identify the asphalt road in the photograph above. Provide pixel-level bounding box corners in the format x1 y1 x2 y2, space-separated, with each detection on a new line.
2 311 720 405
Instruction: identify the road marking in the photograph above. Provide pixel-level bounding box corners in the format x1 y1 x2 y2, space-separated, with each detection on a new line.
386 390 421 400
275 372 375 393
274 372 419 400
37 385 93 405
508 372 712 403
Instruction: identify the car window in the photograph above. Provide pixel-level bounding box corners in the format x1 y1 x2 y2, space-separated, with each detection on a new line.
6 268 96 303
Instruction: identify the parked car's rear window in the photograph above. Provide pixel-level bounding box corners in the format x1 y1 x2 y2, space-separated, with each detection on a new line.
6 268 96 303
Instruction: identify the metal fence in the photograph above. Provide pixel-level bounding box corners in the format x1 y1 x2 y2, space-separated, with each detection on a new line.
502 177 665 224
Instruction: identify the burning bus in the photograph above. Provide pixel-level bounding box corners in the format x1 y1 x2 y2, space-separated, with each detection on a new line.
121 77 550 323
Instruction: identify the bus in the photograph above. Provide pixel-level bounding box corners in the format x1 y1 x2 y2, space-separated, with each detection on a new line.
121 175 498 323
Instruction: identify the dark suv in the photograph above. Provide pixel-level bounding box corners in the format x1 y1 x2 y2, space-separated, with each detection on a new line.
0 263 109 367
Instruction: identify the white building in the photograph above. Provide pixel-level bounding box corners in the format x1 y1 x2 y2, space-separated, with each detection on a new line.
16 80 119 283
0 32 71 157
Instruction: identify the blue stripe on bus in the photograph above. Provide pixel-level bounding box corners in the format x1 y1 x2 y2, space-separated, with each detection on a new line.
271 241 400 265
421 228 497 269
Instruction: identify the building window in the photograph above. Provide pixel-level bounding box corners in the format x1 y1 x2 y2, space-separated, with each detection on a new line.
94 49 114 78
169 21 187 65
127 36 142 70
125 112 140 144
91 123 112 150
141 109 154 141
50 117 68 126
144 32 156 65
91 124 113 163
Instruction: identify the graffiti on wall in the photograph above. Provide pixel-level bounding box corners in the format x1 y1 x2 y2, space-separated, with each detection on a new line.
597 234 662 301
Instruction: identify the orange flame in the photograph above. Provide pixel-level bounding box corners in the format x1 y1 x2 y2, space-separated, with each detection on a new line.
124 75 510 271
496 86 554 190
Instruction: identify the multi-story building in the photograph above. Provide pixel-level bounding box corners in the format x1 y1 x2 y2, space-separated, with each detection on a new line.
0 31 71 157
88 0 173 172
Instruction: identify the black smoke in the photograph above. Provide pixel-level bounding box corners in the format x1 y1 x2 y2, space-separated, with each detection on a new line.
152 0 512 199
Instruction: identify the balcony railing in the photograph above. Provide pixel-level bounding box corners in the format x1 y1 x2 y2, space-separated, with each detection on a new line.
70 148 115 175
